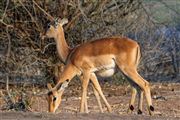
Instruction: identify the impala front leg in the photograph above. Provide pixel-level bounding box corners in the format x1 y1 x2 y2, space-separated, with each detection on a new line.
80 70 90 113
79 75 103 113
53 63 78 91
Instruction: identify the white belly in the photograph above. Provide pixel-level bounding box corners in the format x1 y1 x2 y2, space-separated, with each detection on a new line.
92 60 116 77
96 69 115 77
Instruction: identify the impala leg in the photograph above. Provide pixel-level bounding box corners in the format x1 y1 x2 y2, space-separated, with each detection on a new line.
80 71 90 113
123 68 154 115
79 73 103 113
136 73 153 115
84 95 88 113
91 83 103 112
115 60 153 115
53 63 78 91
90 73 112 112
137 89 144 114
144 84 154 115
79 76 89 113
127 86 144 115
127 87 137 113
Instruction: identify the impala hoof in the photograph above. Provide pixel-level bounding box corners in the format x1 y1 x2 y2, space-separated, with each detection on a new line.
137 109 142 114
130 105 134 111
148 105 154 116
150 105 154 111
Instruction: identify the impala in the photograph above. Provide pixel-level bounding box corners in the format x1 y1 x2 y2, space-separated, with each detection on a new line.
42 18 154 115
42 18 111 113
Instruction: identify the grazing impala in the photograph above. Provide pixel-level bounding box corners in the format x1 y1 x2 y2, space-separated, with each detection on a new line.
42 18 111 113
42 18 154 115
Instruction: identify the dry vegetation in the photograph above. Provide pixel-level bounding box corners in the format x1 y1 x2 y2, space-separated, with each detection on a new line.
0 0 180 117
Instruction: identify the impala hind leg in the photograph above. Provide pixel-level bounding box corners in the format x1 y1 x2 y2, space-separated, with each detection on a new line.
90 73 112 112
91 83 103 112
127 87 137 113
127 87 144 115
137 89 144 114
123 68 154 115
115 62 154 115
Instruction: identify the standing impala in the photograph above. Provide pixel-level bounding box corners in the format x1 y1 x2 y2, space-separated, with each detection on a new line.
42 18 154 115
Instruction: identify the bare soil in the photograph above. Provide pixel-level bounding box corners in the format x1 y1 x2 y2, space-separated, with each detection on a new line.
0 83 180 120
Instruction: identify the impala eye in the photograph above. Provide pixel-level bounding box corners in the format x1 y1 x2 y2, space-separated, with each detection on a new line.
66 79 70 82
53 97 57 102
47 91 52 96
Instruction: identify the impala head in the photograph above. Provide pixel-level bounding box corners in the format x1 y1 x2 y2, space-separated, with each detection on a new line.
47 83 62 113
42 18 68 40
46 80 69 113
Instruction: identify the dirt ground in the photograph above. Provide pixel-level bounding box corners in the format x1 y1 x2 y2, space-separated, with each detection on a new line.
0 83 180 120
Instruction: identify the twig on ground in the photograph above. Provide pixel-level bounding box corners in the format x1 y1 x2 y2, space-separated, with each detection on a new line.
6 76 15 104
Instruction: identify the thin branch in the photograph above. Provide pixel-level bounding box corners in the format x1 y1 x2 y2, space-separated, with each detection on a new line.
6 76 15 104
32 0 54 21
5 27 11 59
65 12 81 31
0 20 13 28
17 0 39 28
0 91 9 105
42 42 56 54
77 0 88 22
160 0 180 15
1 0 9 21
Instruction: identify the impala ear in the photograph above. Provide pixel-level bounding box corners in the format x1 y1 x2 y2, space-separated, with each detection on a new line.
60 18 68 26
47 83 53 90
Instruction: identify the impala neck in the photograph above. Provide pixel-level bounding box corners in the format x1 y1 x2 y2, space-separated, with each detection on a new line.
55 28 70 63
